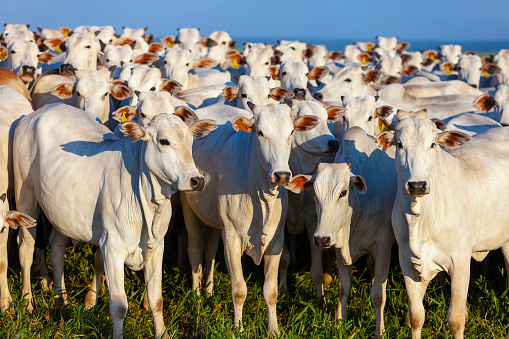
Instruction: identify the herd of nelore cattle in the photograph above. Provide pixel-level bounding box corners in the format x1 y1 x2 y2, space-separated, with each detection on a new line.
1 23 509 338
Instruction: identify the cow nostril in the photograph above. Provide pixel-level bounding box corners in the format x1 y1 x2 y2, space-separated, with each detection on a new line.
470 84 478 88
328 140 340 152
407 181 427 195
313 92 323 100
22 65 35 74
313 236 331 248
273 171 291 184
190 176 205 191
293 88 306 97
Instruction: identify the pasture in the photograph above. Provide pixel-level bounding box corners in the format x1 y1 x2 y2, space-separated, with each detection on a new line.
1 233 508 338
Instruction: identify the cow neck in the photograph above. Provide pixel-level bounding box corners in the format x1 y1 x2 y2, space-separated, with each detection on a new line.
249 135 281 199
289 146 321 176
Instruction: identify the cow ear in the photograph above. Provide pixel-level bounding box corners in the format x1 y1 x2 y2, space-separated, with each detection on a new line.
363 69 381 83
350 175 367 194
174 106 199 125
375 105 393 119
397 42 410 52
401 53 412 64
38 51 57 64
112 106 136 123
308 66 329 80
192 58 217 69
270 87 294 101
199 37 217 48
286 174 314 194
328 50 343 60
43 38 65 53
269 65 280 80
431 119 447 131
189 119 218 140
324 105 346 122
133 52 159 65
402 65 419 76
51 83 75 99
376 131 396 149
473 94 496 112
293 115 319 132
119 121 149 141
358 53 371 65
482 63 501 78
4 211 37 229
148 42 164 54
0 45 8 62
232 116 254 133
110 82 134 100
222 86 238 102
439 61 456 75
436 131 471 148
161 79 182 94
161 35 176 48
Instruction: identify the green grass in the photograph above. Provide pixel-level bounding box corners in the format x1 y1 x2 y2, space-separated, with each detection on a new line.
1 234 508 338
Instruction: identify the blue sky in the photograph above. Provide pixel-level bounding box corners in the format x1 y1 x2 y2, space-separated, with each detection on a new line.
3 0 509 42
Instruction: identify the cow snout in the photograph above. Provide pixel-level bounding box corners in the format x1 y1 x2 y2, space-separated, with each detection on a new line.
406 180 428 196
190 176 205 191
313 236 331 248
313 92 323 100
272 171 291 185
21 65 36 76
469 84 478 89
293 88 306 99
327 139 340 152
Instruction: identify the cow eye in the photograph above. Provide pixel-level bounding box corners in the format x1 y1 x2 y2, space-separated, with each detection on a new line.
339 190 347 198
431 142 436 149
129 59 133 63
478 67 482 71
368 116 373 121
222 41 226 45
163 60 167 64
257 130 264 137
103 93 108 98
140 113 146 118
109 39 113 43
85 45 91 49
397 142 402 149
457 67 462 71
281 71 287 76
344 78 351 82
241 93 247 98
290 46 296 51
264 62 269 65
185 63 189 67
305 72 309 76
11 50 16 54
150 87 156 91
106 58 110 62
159 139 170 146
76 91 81 97
267 94 271 99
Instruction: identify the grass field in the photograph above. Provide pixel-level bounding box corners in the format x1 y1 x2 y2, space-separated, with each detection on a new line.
1 230 508 338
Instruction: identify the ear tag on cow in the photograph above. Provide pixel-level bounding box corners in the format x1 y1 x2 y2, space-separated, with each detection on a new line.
378 118 389 132
0 51 3 61
368 45 372 52
64 31 69 38
121 110 128 123
167 41 173 48
361 56 368 65
484 72 490 78
232 58 239 69
445 65 452 75
429 54 435 61
207 41 213 48
55 45 63 53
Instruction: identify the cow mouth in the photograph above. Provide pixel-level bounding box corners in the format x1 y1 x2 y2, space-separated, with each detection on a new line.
20 74 35 83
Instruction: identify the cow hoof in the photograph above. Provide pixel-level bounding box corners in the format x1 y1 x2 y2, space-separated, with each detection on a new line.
40 277 52 292
54 295 68 309
84 290 98 310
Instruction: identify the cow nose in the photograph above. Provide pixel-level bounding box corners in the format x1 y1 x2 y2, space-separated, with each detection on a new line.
293 88 306 98
190 176 205 191
273 171 291 185
313 236 331 248
21 65 35 75
328 139 340 152
470 84 478 88
313 92 323 100
407 181 428 196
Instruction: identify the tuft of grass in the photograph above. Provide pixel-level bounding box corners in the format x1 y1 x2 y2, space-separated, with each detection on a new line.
1 235 508 338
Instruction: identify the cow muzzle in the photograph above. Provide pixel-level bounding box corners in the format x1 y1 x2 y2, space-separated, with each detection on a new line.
313 92 323 101
313 235 331 248
272 171 291 185
293 88 306 100
406 180 429 197
189 176 205 191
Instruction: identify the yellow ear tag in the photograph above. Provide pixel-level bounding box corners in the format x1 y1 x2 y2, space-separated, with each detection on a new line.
64 31 69 38
368 45 372 52
232 58 239 69
121 110 128 123
55 45 63 53
484 72 490 78
429 54 435 61
445 65 452 75
380 122 389 132
0 51 3 61
361 56 368 65
167 41 173 48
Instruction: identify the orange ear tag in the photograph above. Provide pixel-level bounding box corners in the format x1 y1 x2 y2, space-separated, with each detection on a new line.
167 41 173 48
55 45 63 53
232 58 239 69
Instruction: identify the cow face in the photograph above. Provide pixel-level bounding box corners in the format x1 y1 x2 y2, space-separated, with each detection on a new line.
314 66 372 102
4 39 39 83
306 44 329 69
275 61 310 99
64 31 102 71
137 91 175 126
245 46 274 77
206 31 235 63
339 96 379 136
376 36 398 57
457 55 483 88
127 66 164 105
439 44 462 64
380 54 403 81
99 45 135 68
232 76 292 112
275 41 307 63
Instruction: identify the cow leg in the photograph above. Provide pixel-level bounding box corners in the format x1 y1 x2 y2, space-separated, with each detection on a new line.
85 247 104 309
181 195 203 294
448 257 470 339
287 233 297 266
203 227 221 295
335 249 352 320
264 250 282 336
0 222 12 312
278 239 290 297
49 229 69 308
307 229 324 297
222 232 246 331
102 243 127 339
371 246 392 338
144 245 168 339
501 243 509 289
176 227 188 271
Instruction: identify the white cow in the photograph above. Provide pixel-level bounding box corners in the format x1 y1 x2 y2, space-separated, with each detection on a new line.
14 103 217 338
275 40 307 62
44 31 101 71
445 113 501 136
176 28 215 60
244 45 275 77
439 44 463 64
99 43 159 69
206 31 236 67
313 66 379 102
270 61 329 99
181 102 319 335
377 113 509 338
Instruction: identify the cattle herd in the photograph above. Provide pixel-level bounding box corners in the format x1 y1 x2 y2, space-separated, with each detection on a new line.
0 23 508 338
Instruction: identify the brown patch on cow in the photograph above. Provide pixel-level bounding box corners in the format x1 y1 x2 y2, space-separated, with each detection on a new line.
401 53 413 65
402 65 419 76
376 105 393 119
305 45 316 59
148 42 163 54
397 42 410 52
133 52 159 65
43 38 66 52
269 65 280 80
232 116 254 133
481 55 494 65
328 51 343 60
192 58 217 69
161 79 182 94
144 34 155 44
190 119 218 140
119 122 147 141
473 94 496 112
222 86 238 101
381 75 400 84
285 174 314 194
421 58 434 67
0 67 31 101
431 119 447 131
293 115 319 131
174 106 199 125
5 212 37 229
199 37 217 48
437 131 471 148
154 298 163 313
110 83 134 100
308 66 329 80
363 69 381 83
59 26 72 37
118 38 135 46
270 87 294 101
112 106 136 122
324 105 346 122
463 51 476 56
376 132 396 149
38 51 57 64
0 46 7 62
51 83 75 99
